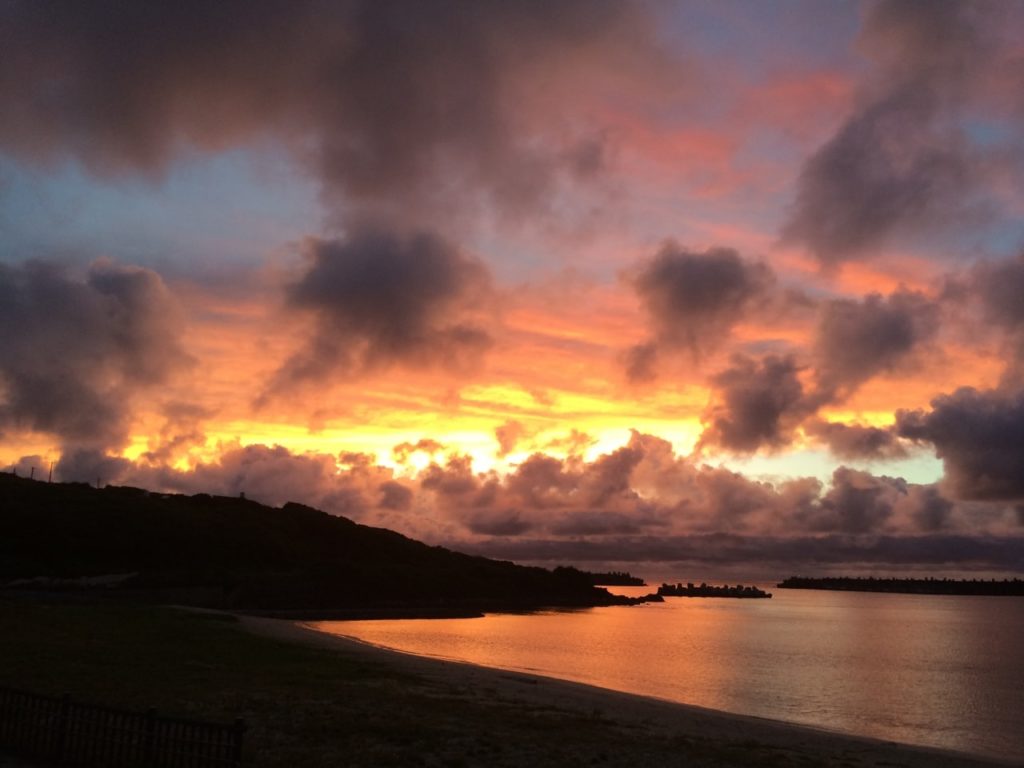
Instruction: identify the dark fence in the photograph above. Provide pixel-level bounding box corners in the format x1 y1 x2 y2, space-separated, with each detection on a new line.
0 686 245 767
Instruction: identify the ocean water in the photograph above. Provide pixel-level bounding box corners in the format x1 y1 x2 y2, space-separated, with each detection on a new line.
312 587 1024 761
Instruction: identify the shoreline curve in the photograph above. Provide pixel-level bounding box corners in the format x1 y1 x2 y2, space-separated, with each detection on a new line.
238 615 1018 768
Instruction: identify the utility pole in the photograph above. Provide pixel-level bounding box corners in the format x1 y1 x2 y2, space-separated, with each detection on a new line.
48 462 53 483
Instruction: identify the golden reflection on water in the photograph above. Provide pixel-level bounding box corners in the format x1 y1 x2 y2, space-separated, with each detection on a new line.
311 590 1024 761
313 599 772 716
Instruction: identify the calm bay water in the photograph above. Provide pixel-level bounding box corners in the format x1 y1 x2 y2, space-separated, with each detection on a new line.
312 587 1024 761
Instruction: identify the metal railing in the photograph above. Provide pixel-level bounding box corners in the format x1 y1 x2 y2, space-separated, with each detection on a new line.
0 686 245 766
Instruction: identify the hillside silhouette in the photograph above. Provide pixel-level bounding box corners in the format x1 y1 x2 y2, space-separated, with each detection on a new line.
0 475 648 614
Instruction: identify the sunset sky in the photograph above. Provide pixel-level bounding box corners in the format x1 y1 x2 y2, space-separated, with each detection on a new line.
2 0 1024 575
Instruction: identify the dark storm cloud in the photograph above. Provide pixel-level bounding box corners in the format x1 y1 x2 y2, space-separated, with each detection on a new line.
966 253 1024 385
807 467 902 534
907 486 955 533
814 290 938 399
548 510 656 537
781 0 1018 264
898 387 1024 502
699 355 812 453
464 509 534 537
504 454 577 510
629 244 775 375
582 443 645 508
378 481 414 512
0 260 190 449
805 419 908 461
784 467 956 536
420 455 480 499
682 466 819 534
0 1 306 172
781 89 972 264
629 252 943 442
55 448 133 486
267 228 492 391
307 1 654 225
0 0 666 226
972 254 1024 331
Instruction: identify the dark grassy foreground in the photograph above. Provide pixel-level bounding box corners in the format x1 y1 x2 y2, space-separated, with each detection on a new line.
0 598 817 768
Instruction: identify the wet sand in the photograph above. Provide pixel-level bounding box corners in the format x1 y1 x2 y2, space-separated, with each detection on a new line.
240 615 1019 768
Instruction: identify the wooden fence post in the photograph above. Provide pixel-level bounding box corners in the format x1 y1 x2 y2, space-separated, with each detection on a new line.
144 707 157 764
231 718 246 765
54 693 70 765
0 687 245 767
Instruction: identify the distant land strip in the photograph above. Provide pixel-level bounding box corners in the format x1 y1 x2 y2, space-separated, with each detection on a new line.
777 576 1024 596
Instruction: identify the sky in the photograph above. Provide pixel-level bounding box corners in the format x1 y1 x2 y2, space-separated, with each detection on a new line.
2 0 1024 577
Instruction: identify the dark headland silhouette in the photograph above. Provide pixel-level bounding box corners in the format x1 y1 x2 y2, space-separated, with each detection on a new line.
778 576 1024 596
578 569 646 586
0 474 663 616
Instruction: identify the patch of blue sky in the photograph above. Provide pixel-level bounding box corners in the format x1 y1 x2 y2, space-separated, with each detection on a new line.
724 447 943 488
962 117 1018 149
651 0 863 82
627 183 784 254
0 145 322 271
958 219 1024 262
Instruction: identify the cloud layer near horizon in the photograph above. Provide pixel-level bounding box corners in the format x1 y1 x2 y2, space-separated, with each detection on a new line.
33 430 1021 572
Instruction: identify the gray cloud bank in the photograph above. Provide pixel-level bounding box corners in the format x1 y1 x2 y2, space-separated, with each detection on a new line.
28 429 1020 572
0 1 681 398
467 533 1024 573
628 244 774 374
264 227 492 396
899 387 1024 502
699 355 811 453
0 259 190 451
782 0 1024 265
627 242 943 454
0 0 670 228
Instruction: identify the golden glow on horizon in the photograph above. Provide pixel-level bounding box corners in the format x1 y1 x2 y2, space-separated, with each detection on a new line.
816 410 897 429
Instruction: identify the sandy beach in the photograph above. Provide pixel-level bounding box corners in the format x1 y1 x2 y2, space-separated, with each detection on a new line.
240 615 1019 768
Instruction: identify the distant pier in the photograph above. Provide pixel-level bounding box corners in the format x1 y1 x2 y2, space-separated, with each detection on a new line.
658 582 772 599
